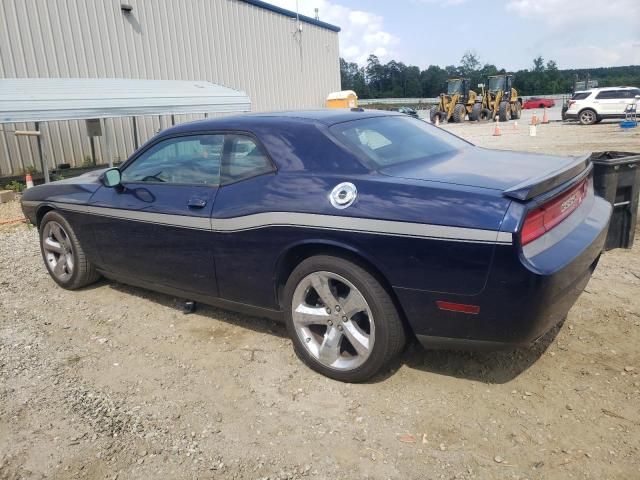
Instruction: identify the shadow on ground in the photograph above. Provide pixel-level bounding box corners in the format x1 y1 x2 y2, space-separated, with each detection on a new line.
83 279 561 384
400 322 562 384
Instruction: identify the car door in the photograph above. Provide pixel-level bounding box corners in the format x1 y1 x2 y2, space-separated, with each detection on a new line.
89 133 224 297
594 90 625 115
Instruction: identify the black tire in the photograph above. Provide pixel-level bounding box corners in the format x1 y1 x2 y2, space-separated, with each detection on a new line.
452 103 466 123
469 103 482 121
480 108 493 121
39 211 101 290
283 255 406 382
498 101 511 122
579 109 597 125
511 102 522 120
538 103 545 109
429 106 440 123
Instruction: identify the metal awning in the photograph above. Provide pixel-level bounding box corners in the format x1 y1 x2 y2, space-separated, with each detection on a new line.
0 78 251 123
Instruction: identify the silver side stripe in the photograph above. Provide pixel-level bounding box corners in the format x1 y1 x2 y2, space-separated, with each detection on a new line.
22 200 513 245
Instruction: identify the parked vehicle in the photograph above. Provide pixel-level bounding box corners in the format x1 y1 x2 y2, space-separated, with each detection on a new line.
479 74 523 122
564 87 640 125
523 97 556 109
430 78 481 123
396 106 419 118
21 110 611 382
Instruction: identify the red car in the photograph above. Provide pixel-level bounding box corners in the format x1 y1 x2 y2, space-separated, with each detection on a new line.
523 97 556 109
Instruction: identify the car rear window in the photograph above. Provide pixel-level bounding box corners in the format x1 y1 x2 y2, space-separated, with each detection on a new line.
571 92 591 100
329 116 471 169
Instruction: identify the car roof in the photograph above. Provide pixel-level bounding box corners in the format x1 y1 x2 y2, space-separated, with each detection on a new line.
159 109 403 137
585 86 637 92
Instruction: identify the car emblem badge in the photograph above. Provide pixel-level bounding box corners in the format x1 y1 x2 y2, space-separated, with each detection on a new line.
329 182 357 209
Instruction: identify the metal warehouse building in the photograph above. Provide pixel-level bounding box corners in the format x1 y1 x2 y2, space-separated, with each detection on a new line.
0 0 341 177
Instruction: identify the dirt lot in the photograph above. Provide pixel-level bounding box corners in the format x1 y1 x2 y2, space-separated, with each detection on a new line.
1 122 640 480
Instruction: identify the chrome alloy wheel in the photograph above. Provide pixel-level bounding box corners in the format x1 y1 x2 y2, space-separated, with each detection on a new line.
42 221 74 282
291 271 375 371
580 110 595 124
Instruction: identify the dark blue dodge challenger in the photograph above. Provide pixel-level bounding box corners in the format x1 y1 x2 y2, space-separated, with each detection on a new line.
22 110 611 382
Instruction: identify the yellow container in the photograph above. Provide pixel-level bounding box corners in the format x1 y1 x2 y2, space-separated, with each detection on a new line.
326 90 358 109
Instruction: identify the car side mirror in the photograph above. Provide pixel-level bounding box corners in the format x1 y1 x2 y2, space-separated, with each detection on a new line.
102 168 122 188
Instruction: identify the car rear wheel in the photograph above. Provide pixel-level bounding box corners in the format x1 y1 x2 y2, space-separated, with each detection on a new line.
579 109 597 125
40 211 100 290
284 255 406 382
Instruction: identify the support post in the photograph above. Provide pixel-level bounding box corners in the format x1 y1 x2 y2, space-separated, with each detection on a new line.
131 116 139 150
90 136 97 165
103 118 114 168
171 114 175 126
34 122 50 183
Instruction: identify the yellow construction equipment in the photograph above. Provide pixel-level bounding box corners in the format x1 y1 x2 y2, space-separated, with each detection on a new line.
429 78 480 123
479 74 522 122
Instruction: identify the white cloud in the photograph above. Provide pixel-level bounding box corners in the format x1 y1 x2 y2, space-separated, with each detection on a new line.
554 41 640 69
506 0 640 68
506 0 639 27
265 0 398 64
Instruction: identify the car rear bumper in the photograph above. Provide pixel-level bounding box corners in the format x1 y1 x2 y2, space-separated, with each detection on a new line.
395 194 612 349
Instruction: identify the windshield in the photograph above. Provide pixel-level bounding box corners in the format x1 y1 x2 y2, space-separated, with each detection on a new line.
329 116 471 170
447 79 463 95
488 76 505 92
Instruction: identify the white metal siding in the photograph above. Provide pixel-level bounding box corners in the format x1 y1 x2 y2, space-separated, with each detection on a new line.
0 0 340 176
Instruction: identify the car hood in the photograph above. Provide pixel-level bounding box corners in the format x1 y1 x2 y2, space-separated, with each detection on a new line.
379 147 585 195
53 168 108 185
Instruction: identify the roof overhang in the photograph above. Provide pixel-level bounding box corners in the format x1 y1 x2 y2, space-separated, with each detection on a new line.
0 78 251 123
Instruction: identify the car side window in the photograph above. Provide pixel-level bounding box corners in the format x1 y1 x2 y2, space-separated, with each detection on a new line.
121 134 224 185
221 134 273 184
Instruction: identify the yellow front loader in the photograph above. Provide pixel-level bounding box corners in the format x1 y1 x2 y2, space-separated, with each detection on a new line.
480 74 523 122
430 78 480 123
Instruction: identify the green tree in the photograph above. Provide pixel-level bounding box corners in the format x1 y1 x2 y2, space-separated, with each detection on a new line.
459 51 481 77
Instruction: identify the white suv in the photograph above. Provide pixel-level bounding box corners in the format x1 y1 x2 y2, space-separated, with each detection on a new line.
564 86 640 125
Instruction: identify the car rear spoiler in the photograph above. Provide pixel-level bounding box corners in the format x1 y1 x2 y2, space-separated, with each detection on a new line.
502 153 591 201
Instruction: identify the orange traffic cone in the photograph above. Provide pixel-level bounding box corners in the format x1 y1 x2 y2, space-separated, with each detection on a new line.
542 107 549 124
25 173 34 189
531 111 538 125
492 118 501 136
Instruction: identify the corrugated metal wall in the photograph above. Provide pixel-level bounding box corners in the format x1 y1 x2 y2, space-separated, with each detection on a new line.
0 0 340 177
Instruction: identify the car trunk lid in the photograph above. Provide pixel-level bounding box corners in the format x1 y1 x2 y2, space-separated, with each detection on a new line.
379 148 591 200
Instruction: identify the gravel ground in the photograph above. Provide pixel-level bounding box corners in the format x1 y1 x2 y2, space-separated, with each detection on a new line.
1 126 640 479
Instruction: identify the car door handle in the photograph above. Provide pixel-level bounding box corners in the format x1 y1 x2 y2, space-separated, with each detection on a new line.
187 197 207 208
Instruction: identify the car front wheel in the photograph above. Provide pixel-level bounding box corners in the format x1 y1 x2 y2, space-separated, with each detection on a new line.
284 255 406 382
40 211 101 289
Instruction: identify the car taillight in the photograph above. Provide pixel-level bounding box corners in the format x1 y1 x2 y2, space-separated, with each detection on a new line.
567 100 576 108
521 179 588 245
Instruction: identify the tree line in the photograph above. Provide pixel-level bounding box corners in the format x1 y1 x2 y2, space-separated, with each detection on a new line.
340 52 640 98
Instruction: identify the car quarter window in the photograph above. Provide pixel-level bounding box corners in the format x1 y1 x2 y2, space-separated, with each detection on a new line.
121 134 224 185
572 92 591 100
221 134 274 184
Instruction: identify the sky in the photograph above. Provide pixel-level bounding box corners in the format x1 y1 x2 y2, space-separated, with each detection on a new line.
266 0 640 70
